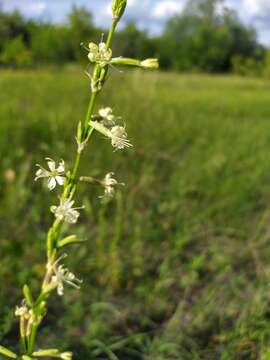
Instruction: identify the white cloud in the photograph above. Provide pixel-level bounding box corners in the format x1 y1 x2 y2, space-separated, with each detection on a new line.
128 0 138 6
25 2 47 16
3 0 47 17
242 0 270 17
153 0 184 19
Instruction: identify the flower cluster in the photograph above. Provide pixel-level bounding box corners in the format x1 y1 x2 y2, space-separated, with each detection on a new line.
4 2 159 359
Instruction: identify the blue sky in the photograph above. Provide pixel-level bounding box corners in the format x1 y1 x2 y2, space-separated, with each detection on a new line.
2 0 270 45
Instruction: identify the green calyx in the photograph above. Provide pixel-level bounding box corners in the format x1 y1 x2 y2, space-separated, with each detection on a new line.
112 0 127 21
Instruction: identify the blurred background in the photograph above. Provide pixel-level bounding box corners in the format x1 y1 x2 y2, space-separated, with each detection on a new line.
1 0 270 359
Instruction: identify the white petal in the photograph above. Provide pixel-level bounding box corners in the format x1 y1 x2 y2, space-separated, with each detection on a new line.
66 210 79 224
50 206 57 214
99 42 107 52
67 200 75 208
48 177 56 190
35 169 44 177
57 283 64 296
35 168 49 179
47 160 56 172
56 176 65 186
57 161 65 173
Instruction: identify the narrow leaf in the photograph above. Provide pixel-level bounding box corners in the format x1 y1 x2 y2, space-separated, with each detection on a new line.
58 235 86 248
23 284 34 306
0 345 17 359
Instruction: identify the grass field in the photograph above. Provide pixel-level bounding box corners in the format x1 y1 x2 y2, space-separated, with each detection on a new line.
1 68 270 359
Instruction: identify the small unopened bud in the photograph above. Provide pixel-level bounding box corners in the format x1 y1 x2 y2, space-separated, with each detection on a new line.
112 0 127 21
33 349 60 357
140 58 159 69
0 345 17 359
111 57 159 70
33 349 72 360
60 352 73 360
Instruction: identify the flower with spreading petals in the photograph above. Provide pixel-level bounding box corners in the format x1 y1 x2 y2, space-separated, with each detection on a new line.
110 125 132 150
51 199 82 224
51 263 82 296
99 107 116 126
100 172 124 199
35 158 65 191
90 121 132 150
88 42 112 67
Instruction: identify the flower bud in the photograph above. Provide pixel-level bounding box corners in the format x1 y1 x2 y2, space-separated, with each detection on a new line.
111 57 141 67
140 58 159 69
0 345 17 359
33 349 60 357
110 57 159 70
112 0 127 21
60 352 73 360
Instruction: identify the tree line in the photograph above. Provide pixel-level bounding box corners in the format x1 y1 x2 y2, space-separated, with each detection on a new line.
0 0 269 75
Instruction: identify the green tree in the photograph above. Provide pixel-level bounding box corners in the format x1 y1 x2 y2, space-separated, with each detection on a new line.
1 35 32 67
0 9 27 51
30 25 72 64
114 22 157 60
161 0 265 72
68 5 98 61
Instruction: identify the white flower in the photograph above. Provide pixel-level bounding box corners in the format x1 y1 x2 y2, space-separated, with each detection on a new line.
89 121 133 150
100 172 124 199
88 42 112 67
15 300 36 336
35 158 65 191
51 263 82 296
60 352 73 360
110 126 132 150
99 107 116 126
51 199 82 224
15 301 29 318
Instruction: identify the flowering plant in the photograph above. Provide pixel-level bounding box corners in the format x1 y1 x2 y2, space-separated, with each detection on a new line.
0 0 158 359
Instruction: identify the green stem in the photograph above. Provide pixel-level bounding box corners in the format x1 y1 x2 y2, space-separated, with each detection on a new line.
68 90 97 187
25 72 100 359
106 20 117 49
84 91 97 131
27 324 38 355
22 13 121 358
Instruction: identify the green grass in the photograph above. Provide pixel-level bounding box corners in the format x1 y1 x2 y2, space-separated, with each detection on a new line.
1 68 270 359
